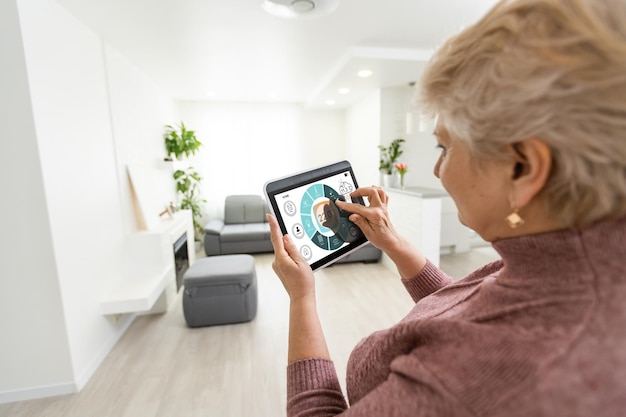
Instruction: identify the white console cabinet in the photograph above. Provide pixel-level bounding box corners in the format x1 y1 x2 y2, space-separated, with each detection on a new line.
100 210 195 315
440 196 472 254
385 187 447 268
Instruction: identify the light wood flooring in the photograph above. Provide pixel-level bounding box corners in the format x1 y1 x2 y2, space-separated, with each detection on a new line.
0 247 499 417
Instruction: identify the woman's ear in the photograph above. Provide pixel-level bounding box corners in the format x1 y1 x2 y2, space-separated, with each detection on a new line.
508 138 552 208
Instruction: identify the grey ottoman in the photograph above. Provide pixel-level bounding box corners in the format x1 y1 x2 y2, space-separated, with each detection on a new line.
182 254 257 327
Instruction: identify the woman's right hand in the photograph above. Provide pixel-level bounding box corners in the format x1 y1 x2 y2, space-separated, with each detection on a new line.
336 186 427 279
335 186 401 251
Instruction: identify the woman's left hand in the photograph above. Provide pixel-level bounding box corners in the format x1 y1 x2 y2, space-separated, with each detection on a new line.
268 213 331 364
267 213 316 301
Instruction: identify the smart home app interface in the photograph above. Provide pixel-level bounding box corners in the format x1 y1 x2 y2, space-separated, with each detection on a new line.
275 171 361 265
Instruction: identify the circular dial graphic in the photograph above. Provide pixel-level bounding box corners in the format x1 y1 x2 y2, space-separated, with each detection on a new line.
300 184 345 250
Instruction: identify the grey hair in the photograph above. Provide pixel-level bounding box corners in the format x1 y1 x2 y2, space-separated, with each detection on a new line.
419 0 626 228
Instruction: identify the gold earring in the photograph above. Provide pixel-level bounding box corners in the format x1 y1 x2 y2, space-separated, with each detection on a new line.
505 208 525 229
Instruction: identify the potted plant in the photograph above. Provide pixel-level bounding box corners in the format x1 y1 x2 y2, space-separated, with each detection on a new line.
378 138 405 186
164 122 202 160
173 168 206 240
164 122 205 241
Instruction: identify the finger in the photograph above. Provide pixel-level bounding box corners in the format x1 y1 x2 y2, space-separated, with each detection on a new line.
337 188 387 218
371 186 389 204
335 199 369 217
375 187 389 205
268 214 305 269
350 186 386 206
346 213 367 231
282 234 307 264
267 214 286 253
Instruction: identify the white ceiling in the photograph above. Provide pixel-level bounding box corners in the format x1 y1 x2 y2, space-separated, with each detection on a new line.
57 0 499 108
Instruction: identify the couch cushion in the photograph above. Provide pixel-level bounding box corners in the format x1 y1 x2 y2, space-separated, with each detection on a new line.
224 195 268 225
221 223 270 242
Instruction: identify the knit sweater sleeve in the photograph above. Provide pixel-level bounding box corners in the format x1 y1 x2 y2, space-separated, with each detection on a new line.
401 259 453 303
284 262 458 417
285 356 471 417
287 359 348 416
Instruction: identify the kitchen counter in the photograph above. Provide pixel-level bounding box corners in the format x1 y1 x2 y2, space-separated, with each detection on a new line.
384 186 448 199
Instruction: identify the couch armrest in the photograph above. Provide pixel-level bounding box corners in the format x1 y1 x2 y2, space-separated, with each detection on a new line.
204 219 224 256
204 219 225 235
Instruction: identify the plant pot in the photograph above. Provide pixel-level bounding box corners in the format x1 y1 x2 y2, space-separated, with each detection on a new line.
381 173 395 188
194 240 203 255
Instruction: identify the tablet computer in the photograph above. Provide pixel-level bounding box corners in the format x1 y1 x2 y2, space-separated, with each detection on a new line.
264 160 369 271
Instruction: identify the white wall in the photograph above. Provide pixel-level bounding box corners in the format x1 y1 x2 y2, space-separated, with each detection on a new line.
0 0 74 401
300 108 347 168
16 0 129 396
380 87 443 190
105 44 179 232
178 101 345 221
346 91 381 189
0 0 178 402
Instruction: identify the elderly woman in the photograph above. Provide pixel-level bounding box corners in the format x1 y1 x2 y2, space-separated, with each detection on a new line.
268 0 626 415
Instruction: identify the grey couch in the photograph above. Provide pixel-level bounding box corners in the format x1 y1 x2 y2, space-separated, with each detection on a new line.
334 242 381 265
204 195 273 256
203 194 382 263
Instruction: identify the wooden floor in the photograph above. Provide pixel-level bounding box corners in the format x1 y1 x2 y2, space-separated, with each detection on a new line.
0 247 499 417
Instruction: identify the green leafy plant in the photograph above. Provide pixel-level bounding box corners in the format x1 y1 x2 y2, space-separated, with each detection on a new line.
173 168 206 240
164 122 205 241
379 138 405 175
164 122 202 160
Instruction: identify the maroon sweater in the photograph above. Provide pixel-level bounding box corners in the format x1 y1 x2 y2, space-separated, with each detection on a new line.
286 216 626 416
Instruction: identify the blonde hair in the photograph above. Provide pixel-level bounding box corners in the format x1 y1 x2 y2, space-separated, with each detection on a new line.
420 0 626 228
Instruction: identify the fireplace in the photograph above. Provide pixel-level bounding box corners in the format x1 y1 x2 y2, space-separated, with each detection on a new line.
173 232 189 291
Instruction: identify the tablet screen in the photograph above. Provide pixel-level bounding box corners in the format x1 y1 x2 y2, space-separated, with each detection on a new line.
264 161 368 271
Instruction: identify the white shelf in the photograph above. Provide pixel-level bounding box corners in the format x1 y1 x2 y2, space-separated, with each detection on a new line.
100 265 174 315
99 210 195 316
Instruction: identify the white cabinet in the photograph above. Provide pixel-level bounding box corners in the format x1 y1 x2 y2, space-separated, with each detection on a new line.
385 187 446 267
440 196 472 254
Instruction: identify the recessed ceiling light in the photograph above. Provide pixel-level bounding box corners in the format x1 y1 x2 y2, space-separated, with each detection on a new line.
291 0 315 13
326 99 336 106
357 69 372 78
338 87 350 94
262 0 340 19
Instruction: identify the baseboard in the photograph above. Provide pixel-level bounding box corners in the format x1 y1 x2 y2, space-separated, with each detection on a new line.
0 382 76 404
75 313 136 391
0 313 136 404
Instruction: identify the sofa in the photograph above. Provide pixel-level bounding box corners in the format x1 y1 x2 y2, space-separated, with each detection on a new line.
334 242 381 265
203 194 382 264
204 195 273 256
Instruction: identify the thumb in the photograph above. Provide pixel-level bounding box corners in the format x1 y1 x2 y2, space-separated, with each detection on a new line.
349 213 368 231
282 234 305 263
